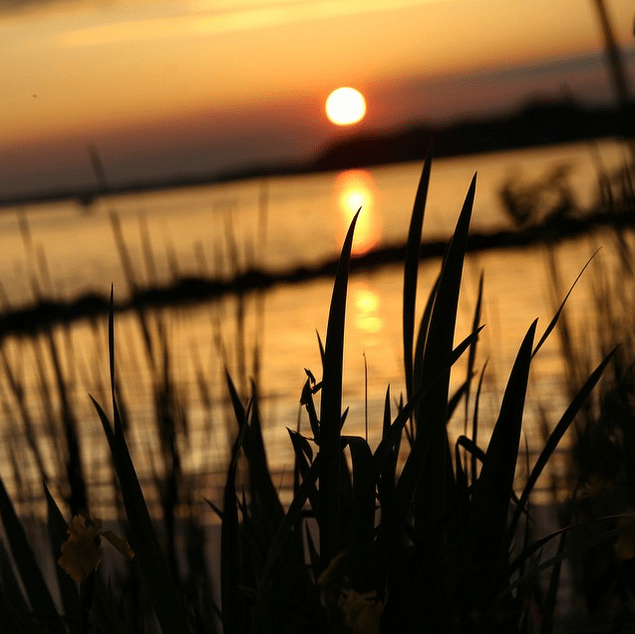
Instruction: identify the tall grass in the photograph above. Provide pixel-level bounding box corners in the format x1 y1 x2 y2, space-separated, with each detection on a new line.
0 154 622 633
546 150 635 627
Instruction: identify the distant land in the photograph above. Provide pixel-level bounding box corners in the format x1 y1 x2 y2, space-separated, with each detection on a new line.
1 98 633 209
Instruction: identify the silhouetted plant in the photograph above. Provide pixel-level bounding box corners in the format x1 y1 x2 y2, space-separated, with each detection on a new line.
214 154 615 634
0 153 620 634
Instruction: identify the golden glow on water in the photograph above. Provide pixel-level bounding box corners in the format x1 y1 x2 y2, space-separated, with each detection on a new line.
351 281 383 335
334 169 381 255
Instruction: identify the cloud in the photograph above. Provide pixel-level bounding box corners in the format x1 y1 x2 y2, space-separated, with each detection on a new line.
52 0 445 48
0 0 111 14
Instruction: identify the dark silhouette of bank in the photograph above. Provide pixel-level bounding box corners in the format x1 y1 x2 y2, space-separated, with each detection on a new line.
1 98 632 209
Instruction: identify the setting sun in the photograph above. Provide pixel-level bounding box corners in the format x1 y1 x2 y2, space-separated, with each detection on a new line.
325 87 366 126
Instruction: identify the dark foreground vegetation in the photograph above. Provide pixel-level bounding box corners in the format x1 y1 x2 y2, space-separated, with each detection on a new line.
1 139 635 633
3 4 635 631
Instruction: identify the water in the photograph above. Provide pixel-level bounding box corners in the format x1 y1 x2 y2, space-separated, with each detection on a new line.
0 139 630 513
0 139 627 303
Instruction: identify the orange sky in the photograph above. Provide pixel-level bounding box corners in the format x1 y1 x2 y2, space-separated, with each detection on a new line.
2 0 634 194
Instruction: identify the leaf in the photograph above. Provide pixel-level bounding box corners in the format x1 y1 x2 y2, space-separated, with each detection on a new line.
413 175 477 538
318 208 359 568
504 517 627 600
220 417 249 634
343 436 375 551
0 540 38 634
225 370 248 431
0 473 65 634
92 396 190 634
288 429 319 512
464 271 484 428
44 482 81 632
378 387 397 509
300 377 320 443
509 346 617 536
470 360 489 486
413 273 441 398
260 457 321 585
418 174 476 404
375 327 484 540
532 250 600 358
468 319 537 577
93 292 191 634
403 148 432 400
373 327 484 474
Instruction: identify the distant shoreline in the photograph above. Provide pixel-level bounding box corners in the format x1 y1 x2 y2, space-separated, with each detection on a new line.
1 99 632 209
0 204 632 338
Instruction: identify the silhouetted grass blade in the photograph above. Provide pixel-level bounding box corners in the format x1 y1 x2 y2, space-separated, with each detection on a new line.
413 273 440 399
532 250 599 358
456 434 486 465
0 540 38 634
414 174 476 539
93 298 191 634
378 387 397 512
468 319 537 592
244 383 285 530
92 396 190 634
224 370 248 431
540 532 567 634
505 519 626 599
418 174 476 403
509 346 617 536
0 474 65 634
319 208 359 569
44 482 81 633
300 376 320 442
220 416 248 634
260 457 321 585
373 326 484 475
288 428 319 513
343 436 375 551
403 147 432 400
465 271 484 428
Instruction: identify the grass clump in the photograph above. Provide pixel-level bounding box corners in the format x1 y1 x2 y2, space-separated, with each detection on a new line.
548 153 635 628
211 154 615 633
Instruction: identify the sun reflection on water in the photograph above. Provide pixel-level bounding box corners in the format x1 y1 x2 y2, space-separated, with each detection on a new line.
334 169 382 255
351 281 383 335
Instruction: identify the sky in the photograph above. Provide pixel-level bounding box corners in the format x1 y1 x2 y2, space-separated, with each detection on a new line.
2 0 635 196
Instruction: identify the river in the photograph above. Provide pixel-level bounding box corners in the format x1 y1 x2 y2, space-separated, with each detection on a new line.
0 138 631 514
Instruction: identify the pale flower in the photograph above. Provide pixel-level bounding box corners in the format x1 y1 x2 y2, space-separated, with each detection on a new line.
58 515 134 582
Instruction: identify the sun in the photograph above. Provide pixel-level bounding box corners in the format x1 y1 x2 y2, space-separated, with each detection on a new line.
325 87 366 126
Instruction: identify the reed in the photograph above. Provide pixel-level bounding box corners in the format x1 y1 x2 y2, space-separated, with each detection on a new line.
547 151 635 627
219 155 614 634
0 153 622 634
